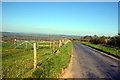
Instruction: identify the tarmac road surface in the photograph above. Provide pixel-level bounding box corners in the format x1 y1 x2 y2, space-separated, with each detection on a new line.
71 42 120 79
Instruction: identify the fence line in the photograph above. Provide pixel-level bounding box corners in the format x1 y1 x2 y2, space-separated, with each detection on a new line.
12 38 70 70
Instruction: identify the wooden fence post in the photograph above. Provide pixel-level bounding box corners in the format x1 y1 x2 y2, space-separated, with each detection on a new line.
14 39 17 48
52 41 54 53
59 40 61 48
33 43 37 70
50 41 51 48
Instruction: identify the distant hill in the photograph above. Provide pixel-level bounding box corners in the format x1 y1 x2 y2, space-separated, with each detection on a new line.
1 32 81 41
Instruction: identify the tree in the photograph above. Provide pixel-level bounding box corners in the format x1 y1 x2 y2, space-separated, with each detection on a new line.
107 35 120 48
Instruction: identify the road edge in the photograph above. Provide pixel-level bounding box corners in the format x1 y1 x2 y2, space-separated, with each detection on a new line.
57 46 73 78
81 43 120 61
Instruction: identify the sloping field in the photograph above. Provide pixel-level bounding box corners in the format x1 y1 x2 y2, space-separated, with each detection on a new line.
2 41 72 78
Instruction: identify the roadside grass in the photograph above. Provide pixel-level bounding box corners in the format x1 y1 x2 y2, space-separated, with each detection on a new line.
2 41 72 78
80 42 120 58
2 47 50 78
32 42 72 78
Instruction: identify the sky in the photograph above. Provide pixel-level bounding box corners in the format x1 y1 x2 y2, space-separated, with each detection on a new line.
118 2 120 33
2 2 118 36
1 0 120 2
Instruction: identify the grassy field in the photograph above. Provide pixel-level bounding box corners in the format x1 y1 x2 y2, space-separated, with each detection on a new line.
80 41 120 58
2 41 72 78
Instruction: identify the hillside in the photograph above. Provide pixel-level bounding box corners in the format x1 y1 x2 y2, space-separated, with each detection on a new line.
1 32 81 41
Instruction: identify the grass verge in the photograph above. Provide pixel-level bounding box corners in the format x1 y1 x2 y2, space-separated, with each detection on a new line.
32 42 72 78
80 42 120 59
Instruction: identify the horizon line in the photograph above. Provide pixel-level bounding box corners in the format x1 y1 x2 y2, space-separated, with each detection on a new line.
1 31 119 37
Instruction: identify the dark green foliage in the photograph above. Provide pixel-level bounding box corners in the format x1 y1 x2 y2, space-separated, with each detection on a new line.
79 35 120 48
118 33 120 35
107 36 120 48
90 38 100 44
89 36 106 44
